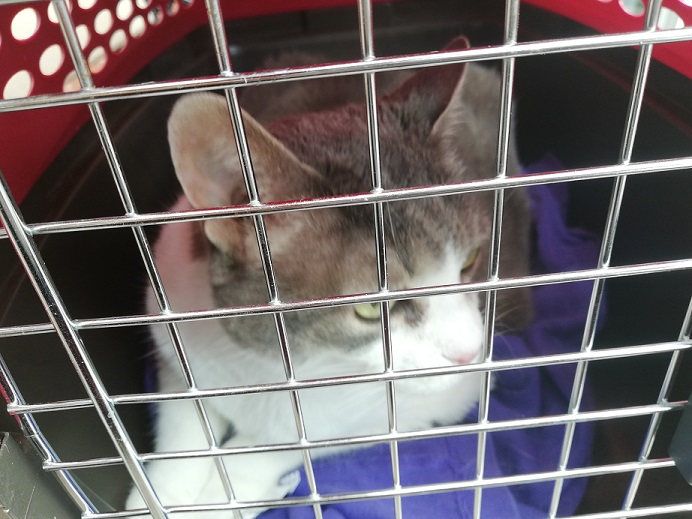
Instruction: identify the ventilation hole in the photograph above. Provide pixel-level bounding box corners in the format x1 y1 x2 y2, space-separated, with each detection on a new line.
129 15 146 38
94 9 113 34
76 24 90 49
39 44 65 76
47 0 73 24
619 0 645 16
116 0 134 20
658 7 685 29
109 29 127 53
181 0 194 7
166 0 179 16
11 8 40 40
63 70 80 92
88 46 107 73
4 70 33 99
136 0 152 8
77 0 97 9
147 6 163 25
47 3 58 23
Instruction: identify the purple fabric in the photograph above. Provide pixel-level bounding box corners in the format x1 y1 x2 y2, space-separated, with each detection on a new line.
260 156 603 518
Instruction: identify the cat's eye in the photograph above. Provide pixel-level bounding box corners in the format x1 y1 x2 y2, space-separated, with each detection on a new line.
462 247 480 272
354 301 396 320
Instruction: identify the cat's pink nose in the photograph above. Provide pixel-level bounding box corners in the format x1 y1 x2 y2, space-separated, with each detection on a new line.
449 352 480 365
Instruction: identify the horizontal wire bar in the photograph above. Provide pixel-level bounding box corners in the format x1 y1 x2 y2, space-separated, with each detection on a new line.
42 400 686 471
54 258 692 327
87 501 692 519
0 322 54 338
2 259 690 341
0 154 690 242
1 257 691 339
0 0 48 5
12 339 690 415
83 457 678 518
1 27 692 114
571 502 692 519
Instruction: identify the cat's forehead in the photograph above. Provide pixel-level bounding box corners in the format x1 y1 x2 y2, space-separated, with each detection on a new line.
264 101 490 279
267 102 440 193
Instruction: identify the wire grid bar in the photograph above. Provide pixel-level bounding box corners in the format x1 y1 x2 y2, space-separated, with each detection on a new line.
79 458 685 519
1 156 691 242
0 343 97 514
38 399 689 472
548 1 664 515
204 0 325 516
67 0 242 515
356 0 403 516
2 26 692 113
0 140 163 514
622 294 692 511
1 264 690 341
1 257 691 344
79 501 692 519
4 0 169 512
474 1 520 516
7 339 691 418
0 1 690 518
84 503 692 519
7 1 172 517
203 1 287 515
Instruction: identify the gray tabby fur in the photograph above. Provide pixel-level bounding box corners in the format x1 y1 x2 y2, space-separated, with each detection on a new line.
126 37 532 518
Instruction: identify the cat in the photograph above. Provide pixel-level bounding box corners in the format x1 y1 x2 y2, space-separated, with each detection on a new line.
126 36 532 518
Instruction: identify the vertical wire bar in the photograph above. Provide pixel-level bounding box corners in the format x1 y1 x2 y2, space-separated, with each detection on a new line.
46 2 173 517
682 297 692 346
622 294 692 512
203 0 234 76
0 343 96 514
547 2 661 516
356 1 401 517
52 0 234 513
473 2 519 517
203 2 322 516
0 172 166 518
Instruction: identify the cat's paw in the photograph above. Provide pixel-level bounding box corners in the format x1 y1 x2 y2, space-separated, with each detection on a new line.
125 463 299 519
125 488 157 519
227 468 301 519
125 486 227 519
168 446 302 519
124 458 223 518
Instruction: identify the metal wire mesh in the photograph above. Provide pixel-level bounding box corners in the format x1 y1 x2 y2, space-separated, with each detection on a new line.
0 0 691 518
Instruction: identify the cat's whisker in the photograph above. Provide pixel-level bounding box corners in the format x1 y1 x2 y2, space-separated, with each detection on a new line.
385 201 405 266
494 305 523 331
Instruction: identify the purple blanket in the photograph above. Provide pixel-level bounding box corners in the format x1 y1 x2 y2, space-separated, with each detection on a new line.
261 156 602 518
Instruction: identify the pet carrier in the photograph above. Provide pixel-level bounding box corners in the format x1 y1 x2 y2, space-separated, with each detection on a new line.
0 0 691 517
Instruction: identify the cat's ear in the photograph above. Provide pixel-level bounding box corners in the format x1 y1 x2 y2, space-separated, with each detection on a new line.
430 60 519 180
387 36 519 180
167 93 316 257
384 36 469 125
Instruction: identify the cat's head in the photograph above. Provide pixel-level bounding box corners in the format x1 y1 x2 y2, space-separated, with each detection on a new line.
166 37 531 384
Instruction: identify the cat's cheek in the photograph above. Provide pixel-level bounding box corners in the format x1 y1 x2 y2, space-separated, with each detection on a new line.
391 293 484 372
394 371 484 430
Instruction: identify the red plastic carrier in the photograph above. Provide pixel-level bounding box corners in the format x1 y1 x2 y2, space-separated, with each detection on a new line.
0 0 691 205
